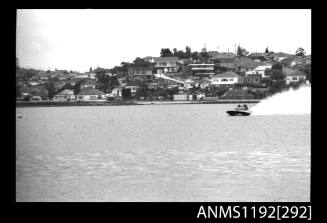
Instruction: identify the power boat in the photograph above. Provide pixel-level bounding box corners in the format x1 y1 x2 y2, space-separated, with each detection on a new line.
226 105 252 116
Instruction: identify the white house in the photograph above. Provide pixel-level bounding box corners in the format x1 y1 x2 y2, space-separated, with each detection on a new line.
285 70 307 85
53 89 76 101
184 79 195 89
76 88 106 101
188 63 215 79
210 72 242 86
245 65 272 78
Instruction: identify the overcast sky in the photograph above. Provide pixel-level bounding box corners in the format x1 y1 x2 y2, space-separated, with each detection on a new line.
16 9 311 72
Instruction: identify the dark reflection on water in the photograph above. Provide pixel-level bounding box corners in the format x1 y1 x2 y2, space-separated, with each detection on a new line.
16 104 310 201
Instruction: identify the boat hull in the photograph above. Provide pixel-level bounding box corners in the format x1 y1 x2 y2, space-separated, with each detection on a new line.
226 110 251 116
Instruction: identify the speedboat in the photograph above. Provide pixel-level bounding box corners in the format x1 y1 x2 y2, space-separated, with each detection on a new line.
226 105 252 116
226 110 251 116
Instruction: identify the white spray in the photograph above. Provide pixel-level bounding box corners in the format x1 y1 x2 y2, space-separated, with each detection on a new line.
250 84 311 115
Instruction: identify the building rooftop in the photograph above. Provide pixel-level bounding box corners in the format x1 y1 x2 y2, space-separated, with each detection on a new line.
287 70 307 77
212 71 241 78
56 89 74 95
77 88 105 95
152 57 181 62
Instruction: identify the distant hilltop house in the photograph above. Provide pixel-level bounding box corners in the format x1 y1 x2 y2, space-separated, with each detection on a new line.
267 52 294 62
247 52 267 62
210 71 243 87
245 65 272 78
53 89 75 101
209 52 236 63
149 57 182 76
188 63 215 80
285 69 307 85
128 67 153 82
76 88 106 101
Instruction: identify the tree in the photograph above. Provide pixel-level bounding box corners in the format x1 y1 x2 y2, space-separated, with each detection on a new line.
185 46 191 59
122 88 131 99
132 57 153 67
237 45 249 57
200 47 210 61
173 48 178 56
89 67 93 72
295 47 306 57
265 47 269 54
44 82 56 99
160 48 174 57
191 51 199 61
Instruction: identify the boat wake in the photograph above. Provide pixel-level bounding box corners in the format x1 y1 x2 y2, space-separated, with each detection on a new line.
250 84 311 116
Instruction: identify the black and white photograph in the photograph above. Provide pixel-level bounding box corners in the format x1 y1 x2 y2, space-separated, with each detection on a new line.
16 9 311 202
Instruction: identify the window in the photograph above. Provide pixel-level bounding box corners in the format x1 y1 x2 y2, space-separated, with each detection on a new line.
292 77 298 81
230 78 233 81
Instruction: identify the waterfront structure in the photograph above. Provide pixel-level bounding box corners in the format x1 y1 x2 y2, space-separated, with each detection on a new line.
210 71 243 86
245 65 272 78
124 84 141 96
128 67 153 82
76 88 106 100
53 89 76 101
285 70 307 85
111 87 123 97
188 63 215 79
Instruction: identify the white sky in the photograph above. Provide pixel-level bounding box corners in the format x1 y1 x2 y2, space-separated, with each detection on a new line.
16 9 311 72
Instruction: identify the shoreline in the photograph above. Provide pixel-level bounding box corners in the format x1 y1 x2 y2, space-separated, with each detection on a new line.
16 99 261 107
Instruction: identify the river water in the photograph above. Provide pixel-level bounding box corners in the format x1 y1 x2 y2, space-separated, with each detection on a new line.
16 104 310 201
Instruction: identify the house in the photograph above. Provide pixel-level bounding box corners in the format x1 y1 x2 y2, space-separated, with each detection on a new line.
53 89 75 101
29 88 49 101
197 80 211 90
184 79 195 89
247 52 267 61
216 62 236 73
209 52 236 63
210 71 243 86
151 57 182 75
128 67 153 81
234 56 262 73
80 79 97 89
285 70 307 85
245 65 272 78
244 74 263 86
76 88 106 101
188 63 215 79
267 52 294 62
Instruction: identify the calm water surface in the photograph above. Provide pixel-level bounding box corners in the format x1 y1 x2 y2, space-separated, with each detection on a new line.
16 104 310 201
